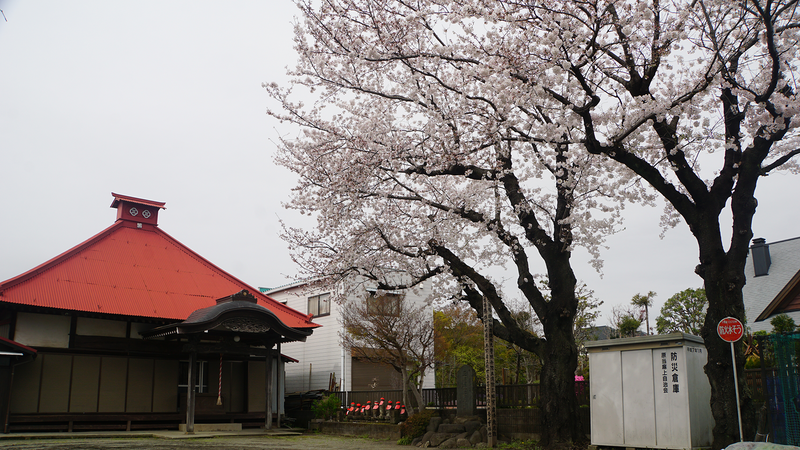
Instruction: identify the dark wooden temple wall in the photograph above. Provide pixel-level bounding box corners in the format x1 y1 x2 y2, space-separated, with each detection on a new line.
9 353 180 414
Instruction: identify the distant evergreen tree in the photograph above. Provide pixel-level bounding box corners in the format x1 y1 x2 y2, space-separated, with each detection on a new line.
655 288 707 335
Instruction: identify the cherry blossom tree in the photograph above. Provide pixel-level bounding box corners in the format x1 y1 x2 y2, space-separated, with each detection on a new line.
468 1 799 446
266 0 800 446
266 0 637 444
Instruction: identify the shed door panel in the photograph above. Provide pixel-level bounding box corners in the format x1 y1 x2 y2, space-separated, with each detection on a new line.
590 351 623 445
653 347 691 448
621 349 656 447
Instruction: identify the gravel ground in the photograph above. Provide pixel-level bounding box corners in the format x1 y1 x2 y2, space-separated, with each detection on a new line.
0 434 404 449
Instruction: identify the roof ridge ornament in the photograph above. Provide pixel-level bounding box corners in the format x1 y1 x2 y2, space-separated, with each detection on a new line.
110 192 166 227
217 290 258 304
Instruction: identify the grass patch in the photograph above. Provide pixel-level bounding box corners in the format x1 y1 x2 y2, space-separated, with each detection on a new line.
498 439 542 450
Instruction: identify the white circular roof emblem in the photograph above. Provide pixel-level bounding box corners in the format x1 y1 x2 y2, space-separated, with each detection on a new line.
129 207 139 217
142 210 151 219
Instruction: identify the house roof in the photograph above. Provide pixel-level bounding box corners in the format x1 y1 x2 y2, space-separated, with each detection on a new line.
0 194 319 331
743 236 800 332
261 277 326 295
0 336 37 359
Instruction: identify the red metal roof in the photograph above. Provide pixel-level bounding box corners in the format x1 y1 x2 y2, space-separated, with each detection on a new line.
0 336 37 355
110 192 167 210
0 195 318 330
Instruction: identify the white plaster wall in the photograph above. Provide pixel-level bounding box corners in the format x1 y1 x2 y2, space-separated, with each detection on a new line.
406 279 436 389
14 312 70 348
271 285 345 393
76 317 127 337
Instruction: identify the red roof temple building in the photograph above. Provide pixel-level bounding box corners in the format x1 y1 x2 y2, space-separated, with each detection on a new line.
0 193 319 433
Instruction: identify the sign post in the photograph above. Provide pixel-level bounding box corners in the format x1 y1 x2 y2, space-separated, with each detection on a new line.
717 316 744 442
482 296 496 448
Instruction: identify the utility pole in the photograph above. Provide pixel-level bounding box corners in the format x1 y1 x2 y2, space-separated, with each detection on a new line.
483 296 497 447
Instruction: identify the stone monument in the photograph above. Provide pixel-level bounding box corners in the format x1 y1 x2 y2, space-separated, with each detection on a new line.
457 364 477 417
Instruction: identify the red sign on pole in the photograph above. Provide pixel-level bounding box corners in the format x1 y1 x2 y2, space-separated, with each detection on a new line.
718 317 744 342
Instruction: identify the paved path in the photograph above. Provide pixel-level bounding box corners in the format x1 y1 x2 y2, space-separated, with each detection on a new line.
0 433 403 449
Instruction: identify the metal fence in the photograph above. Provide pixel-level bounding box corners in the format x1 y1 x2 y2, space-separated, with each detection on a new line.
745 368 775 403
332 381 588 410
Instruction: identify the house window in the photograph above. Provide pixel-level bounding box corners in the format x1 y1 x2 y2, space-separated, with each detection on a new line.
367 291 403 316
308 293 331 317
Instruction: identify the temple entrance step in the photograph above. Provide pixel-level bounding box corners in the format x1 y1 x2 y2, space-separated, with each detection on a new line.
178 423 242 432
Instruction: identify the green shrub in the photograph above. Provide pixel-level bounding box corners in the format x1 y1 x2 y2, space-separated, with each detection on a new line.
745 354 761 369
397 435 414 445
311 395 341 420
771 314 797 333
399 409 434 438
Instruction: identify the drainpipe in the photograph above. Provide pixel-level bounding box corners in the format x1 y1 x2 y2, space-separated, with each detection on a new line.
341 325 347 392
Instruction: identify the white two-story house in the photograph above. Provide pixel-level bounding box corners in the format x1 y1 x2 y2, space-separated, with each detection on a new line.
262 277 435 393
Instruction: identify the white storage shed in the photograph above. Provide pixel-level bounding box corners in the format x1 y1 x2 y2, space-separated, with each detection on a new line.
586 333 714 450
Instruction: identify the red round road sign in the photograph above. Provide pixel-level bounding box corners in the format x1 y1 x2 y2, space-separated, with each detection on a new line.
718 317 744 342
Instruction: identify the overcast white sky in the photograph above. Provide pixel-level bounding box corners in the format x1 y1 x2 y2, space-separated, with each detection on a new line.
1 1 798 328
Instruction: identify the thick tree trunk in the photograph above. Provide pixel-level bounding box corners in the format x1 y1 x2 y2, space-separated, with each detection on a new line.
538 323 583 446
700 261 757 448
532 248 585 446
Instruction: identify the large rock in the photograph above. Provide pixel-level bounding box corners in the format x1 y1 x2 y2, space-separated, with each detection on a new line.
454 415 481 424
427 416 444 433
469 430 483 445
464 420 482 435
420 431 434 445
437 423 466 434
438 438 459 448
479 424 487 442
429 432 458 447
457 438 472 447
